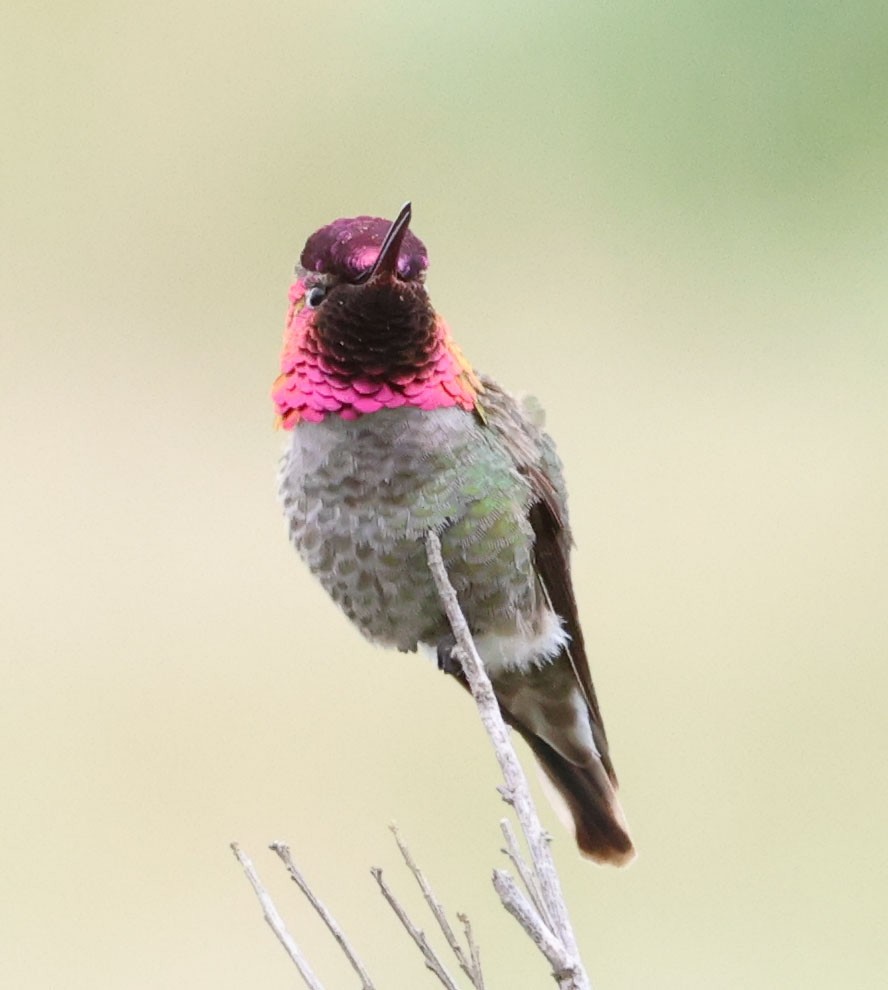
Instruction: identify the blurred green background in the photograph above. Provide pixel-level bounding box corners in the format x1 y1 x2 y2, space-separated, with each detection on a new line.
2 2 886 987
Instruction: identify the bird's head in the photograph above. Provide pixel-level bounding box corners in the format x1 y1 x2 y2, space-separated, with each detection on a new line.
273 204 481 427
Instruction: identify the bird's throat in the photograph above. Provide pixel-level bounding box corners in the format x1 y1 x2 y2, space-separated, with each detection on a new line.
272 278 482 428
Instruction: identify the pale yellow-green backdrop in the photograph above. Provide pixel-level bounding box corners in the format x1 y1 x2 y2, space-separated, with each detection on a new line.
2 3 886 987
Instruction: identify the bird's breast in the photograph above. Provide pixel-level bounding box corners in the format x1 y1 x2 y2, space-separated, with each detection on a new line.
278 406 539 650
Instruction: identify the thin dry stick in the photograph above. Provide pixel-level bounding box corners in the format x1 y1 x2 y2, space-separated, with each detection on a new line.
390 824 485 989
270 842 376 990
425 530 591 990
230 842 326 990
371 867 461 990
492 870 574 977
457 913 485 990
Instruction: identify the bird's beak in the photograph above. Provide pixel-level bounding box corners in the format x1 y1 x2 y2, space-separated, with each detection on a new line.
356 201 412 283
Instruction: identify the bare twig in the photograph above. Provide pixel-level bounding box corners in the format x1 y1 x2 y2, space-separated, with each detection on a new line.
390 824 485 989
270 842 376 990
457 913 485 990
425 530 591 990
492 869 575 975
371 866 461 990
230 842 326 990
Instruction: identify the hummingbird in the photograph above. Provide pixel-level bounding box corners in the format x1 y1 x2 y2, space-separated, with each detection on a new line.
273 203 634 865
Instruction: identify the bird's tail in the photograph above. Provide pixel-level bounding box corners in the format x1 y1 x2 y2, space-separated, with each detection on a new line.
519 729 635 866
488 653 635 865
444 646 634 864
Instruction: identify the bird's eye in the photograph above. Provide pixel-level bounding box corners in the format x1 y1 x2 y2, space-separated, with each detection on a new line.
305 285 328 308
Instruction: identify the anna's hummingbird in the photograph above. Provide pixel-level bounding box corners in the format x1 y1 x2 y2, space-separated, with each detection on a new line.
273 204 634 865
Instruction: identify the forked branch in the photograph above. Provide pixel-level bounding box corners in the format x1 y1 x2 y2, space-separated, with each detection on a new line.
231 534 595 990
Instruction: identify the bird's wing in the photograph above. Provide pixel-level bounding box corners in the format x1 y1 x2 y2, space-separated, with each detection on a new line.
476 375 616 783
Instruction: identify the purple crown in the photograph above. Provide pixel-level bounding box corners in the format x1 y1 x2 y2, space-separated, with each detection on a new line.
300 215 428 281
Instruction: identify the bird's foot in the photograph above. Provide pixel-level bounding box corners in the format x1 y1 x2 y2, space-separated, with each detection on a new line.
436 634 464 678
